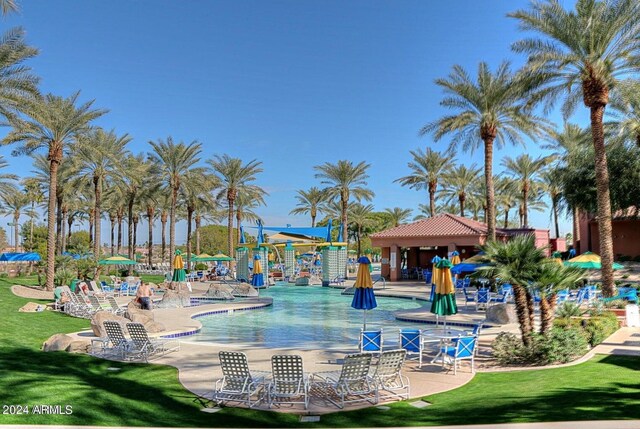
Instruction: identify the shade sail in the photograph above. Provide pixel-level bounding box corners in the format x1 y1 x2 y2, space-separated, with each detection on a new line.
98 256 135 265
0 252 41 262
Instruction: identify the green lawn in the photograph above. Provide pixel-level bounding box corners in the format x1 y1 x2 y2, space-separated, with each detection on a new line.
1 276 639 427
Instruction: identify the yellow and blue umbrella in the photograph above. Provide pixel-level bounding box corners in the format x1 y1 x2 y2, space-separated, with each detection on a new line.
251 254 265 287
351 256 377 329
172 250 186 282
450 250 461 265
431 259 458 325
564 251 624 270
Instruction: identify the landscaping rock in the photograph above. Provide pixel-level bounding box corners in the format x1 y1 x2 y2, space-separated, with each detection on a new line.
205 284 234 300
486 303 517 325
125 301 165 333
155 289 191 308
67 340 91 354
90 311 129 337
42 333 74 352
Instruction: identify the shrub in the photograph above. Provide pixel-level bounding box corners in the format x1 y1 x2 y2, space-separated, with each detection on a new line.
583 312 619 347
54 268 75 287
0 272 8 278
556 302 583 319
604 299 627 309
492 327 589 366
194 263 208 270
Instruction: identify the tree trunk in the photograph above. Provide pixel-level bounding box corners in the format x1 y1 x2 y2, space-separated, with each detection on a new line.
539 294 557 335
110 216 115 256
227 195 235 259
161 211 167 263
572 206 580 251
29 201 34 251
357 225 362 257
483 137 496 240
93 176 101 258
195 214 201 255
459 194 465 217
46 158 60 291
522 185 529 228
186 208 193 269
519 204 524 228
61 208 68 253
147 208 154 267
55 193 63 255
512 284 532 346
117 215 123 256
133 214 139 260
236 210 242 246
526 291 535 332
504 209 509 229
170 187 177 267
127 198 134 261
13 213 19 252
311 214 316 228
590 105 615 297
428 181 436 217
552 198 560 239
67 216 73 240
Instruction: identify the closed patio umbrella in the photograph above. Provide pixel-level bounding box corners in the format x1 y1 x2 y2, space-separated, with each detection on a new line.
251 254 264 287
450 251 461 265
351 256 377 329
172 250 186 283
431 259 458 328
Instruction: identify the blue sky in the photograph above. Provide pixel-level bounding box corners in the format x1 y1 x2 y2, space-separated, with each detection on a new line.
0 1 583 245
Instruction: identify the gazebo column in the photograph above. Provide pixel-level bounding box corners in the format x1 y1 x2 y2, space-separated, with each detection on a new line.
390 244 401 281
381 247 390 278
448 243 457 256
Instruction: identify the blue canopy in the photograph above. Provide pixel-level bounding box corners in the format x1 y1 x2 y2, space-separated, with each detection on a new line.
451 262 487 275
0 252 41 262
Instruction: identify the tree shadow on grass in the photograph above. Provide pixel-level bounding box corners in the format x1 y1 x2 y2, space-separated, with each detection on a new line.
0 343 299 428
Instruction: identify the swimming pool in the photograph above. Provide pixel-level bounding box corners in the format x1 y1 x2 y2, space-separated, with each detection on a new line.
189 285 428 349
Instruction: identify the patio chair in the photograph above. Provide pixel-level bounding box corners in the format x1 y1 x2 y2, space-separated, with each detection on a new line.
439 336 477 375
119 282 129 296
213 351 268 408
399 329 424 368
401 268 409 280
369 349 409 402
268 354 309 409
359 329 383 354
462 288 476 309
455 279 465 292
489 289 511 305
106 296 126 315
99 320 131 359
125 322 179 362
476 288 490 311
311 353 375 409
100 281 115 296
87 294 107 313
463 277 471 288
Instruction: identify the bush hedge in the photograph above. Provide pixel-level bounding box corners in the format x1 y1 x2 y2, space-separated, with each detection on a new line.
554 311 619 347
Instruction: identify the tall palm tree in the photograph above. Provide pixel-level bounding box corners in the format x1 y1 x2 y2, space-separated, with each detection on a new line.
117 153 154 260
494 176 520 229
74 128 130 257
348 202 375 256
149 138 202 266
540 169 564 238
289 187 326 227
510 0 640 296
412 203 431 221
314 160 374 243
383 207 413 228
440 164 482 217
157 193 171 263
609 80 640 147
22 177 43 251
207 154 263 259
421 62 549 240
501 154 551 228
0 0 18 15
139 174 162 266
2 92 106 290
394 148 454 217
180 169 215 268
234 189 264 245
0 186 27 251
0 27 39 122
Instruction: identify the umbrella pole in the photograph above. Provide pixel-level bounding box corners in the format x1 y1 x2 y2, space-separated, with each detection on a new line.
363 310 367 330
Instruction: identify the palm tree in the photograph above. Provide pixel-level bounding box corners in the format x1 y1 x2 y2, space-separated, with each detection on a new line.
540 169 564 238
394 148 454 217
117 154 154 260
501 154 551 228
195 199 222 255
74 128 130 257
158 193 171 263
421 62 549 240
22 177 44 251
3 92 106 290
535 263 584 334
149 138 202 266
348 203 375 256
207 154 263 259
476 234 547 346
494 176 519 228
289 187 326 227
510 0 640 296
314 160 374 243
139 175 162 267
609 80 640 148
383 207 413 228
0 0 18 15
440 164 482 217
180 169 215 268
412 203 431 221
0 27 39 122
0 186 27 251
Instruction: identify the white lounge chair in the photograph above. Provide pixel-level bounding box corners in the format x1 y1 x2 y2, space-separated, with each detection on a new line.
311 353 376 409
213 351 268 408
369 349 409 402
268 354 309 409
125 322 179 362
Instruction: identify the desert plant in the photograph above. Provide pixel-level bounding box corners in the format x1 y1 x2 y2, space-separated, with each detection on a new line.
53 268 74 287
556 301 584 319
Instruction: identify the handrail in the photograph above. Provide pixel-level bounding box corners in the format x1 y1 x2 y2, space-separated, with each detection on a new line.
373 276 386 289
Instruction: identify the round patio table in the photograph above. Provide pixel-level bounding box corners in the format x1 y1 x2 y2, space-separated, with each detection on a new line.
422 328 469 364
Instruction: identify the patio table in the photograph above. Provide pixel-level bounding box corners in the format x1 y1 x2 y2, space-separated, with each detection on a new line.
422 328 468 364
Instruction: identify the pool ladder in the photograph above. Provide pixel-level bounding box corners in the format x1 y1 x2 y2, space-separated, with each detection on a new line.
373 276 386 289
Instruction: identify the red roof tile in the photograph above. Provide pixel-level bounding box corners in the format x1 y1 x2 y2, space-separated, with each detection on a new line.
371 213 490 238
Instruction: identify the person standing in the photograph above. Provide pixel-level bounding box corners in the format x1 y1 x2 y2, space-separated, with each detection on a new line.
136 280 153 310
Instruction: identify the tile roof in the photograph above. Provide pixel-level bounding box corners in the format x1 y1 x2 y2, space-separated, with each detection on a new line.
371 213 490 238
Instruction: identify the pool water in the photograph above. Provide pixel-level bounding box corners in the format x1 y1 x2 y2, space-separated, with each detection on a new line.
190 285 428 349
